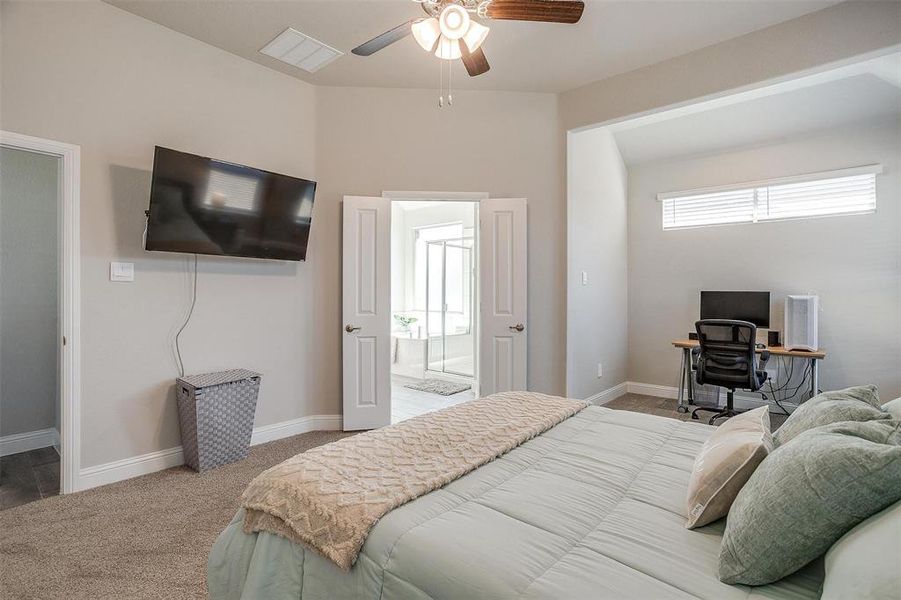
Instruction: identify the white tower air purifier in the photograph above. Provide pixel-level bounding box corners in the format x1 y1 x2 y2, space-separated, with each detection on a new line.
784 295 818 351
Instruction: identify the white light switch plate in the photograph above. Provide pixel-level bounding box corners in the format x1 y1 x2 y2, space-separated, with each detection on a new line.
110 261 134 282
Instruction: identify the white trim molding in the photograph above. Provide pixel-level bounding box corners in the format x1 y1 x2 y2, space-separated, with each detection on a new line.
78 446 186 491
626 381 679 400
584 382 628 405
250 414 343 445
0 428 59 457
382 190 489 201
75 413 343 491
0 130 81 494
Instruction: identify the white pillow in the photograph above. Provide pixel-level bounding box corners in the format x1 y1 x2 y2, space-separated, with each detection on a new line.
821 499 901 600
684 406 772 529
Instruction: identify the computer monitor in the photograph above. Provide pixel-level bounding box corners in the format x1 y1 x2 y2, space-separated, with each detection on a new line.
700 291 770 328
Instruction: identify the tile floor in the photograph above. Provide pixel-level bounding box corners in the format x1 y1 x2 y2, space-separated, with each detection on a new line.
0 446 60 511
391 375 476 423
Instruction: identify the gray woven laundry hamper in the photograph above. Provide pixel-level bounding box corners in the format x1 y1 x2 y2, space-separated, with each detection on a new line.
176 369 261 472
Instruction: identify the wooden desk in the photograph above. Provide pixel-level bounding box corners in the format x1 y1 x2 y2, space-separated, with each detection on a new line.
671 339 826 413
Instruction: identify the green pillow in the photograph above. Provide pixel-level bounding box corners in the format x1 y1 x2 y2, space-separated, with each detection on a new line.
774 385 889 446
718 420 901 586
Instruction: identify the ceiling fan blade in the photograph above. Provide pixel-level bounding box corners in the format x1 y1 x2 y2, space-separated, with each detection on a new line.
485 0 585 24
351 20 415 56
460 42 490 77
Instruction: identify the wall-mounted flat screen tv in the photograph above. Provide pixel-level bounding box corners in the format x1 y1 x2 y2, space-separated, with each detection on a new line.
145 146 316 261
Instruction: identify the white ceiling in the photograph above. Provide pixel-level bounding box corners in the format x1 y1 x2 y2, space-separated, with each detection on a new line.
611 54 901 165
105 0 837 93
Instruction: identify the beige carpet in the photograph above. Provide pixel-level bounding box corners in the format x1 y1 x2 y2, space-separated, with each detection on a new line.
0 430 350 600
603 393 789 430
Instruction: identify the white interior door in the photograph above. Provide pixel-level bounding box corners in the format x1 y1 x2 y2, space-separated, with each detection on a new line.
342 196 391 430
479 198 527 395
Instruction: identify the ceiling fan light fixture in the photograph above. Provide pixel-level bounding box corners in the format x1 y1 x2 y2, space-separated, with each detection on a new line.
462 20 489 52
411 18 441 52
438 4 470 40
434 34 462 60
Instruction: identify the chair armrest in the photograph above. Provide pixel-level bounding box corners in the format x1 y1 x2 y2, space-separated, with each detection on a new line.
690 346 700 368
758 350 771 371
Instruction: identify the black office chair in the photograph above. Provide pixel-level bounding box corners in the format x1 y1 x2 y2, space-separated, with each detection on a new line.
691 319 770 424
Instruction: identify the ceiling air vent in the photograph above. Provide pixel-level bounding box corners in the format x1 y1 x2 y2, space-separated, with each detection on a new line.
259 28 343 73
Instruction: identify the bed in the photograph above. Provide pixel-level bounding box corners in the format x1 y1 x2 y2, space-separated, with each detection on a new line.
208 403 823 599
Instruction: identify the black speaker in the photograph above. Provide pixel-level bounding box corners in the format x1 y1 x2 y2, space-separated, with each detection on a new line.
768 330 780 347
688 332 699 340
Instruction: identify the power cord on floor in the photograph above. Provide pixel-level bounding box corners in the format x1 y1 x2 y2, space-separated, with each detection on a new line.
758 355 811 414
174 254 198 378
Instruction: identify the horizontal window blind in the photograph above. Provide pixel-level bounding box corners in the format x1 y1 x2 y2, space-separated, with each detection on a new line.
662 189 755 229
660 166 879 230
758 173 876 221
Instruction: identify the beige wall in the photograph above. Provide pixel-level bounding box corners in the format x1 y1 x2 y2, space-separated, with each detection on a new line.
627 119 901 400
0 148 60 437
560 1 901 131
1 1 563 468
316 86 565 397
566 128 628 399
1 1 318 467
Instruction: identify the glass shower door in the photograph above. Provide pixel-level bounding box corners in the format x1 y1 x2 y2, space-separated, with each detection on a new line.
425 240 474 378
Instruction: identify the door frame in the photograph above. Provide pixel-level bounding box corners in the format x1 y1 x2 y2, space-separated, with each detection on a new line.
383 191 487 397
1 130 81 494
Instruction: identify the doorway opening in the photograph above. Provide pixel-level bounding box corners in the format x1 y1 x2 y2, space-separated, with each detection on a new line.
389 201 478 423
0 131 81 500
0 146 62 508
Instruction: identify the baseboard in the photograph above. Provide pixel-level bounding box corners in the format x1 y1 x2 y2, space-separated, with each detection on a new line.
250 414 343 445
0 428 58 457
75 413 343 492
625 382 679 400
77 446 185 491
626 381 799 412
584 382 628 405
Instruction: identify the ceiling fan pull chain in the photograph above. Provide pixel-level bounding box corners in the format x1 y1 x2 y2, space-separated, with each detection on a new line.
448 59 453 107
438 58 444 108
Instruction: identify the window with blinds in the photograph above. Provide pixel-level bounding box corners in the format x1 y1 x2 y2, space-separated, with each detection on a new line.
659 166 879 230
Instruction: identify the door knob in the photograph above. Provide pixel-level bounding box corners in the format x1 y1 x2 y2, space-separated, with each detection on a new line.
345 324 362 333
509 323 525 332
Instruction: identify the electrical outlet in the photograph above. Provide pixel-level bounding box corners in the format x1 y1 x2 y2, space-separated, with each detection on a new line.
597 362 603 378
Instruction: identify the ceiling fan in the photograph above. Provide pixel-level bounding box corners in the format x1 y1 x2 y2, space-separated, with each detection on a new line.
351 0 585 77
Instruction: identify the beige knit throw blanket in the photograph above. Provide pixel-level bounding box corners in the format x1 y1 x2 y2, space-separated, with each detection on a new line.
241 391 587 570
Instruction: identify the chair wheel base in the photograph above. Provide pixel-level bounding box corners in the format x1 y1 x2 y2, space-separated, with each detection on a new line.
690 406 746 425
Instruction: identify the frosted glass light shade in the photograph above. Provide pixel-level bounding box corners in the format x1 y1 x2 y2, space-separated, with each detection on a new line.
412 18 441 52
438 4 470 41
462 21 489 52
435 35 462 60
